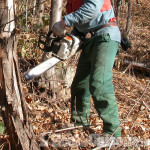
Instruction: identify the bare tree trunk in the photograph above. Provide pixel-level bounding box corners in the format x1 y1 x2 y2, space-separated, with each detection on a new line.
115 0 121 22
49 0 63 30
39 0 45 25
0 0 39 149
41 0 63 99
111 0 114 9
125 0 132 37
33 0 37 15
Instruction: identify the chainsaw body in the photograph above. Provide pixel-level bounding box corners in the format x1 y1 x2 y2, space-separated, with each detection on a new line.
24 32 80 81
38 31 80 60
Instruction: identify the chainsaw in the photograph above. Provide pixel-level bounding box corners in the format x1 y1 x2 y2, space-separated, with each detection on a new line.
24 31 80 81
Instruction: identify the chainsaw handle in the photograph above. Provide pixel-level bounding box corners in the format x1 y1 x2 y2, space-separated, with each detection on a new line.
65 32 75 49
38 31 53 51
38 34 47 50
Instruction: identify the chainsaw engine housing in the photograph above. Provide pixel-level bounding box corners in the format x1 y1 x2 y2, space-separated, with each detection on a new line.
38 31 80 60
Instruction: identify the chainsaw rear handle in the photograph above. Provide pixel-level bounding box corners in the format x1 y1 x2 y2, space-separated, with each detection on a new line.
65 32 75 49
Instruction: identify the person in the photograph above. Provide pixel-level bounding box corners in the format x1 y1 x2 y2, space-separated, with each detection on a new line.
52 0 121 137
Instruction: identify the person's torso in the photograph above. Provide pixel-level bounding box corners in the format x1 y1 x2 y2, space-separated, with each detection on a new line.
66 0 112 14
65 0 121 42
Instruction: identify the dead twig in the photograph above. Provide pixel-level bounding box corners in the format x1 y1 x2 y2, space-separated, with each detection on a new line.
40 125 83 137
40 123 103 137
127 102 143 134
142 101 150 112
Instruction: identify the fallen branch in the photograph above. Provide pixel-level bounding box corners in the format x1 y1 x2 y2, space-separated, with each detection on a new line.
40 123 102 137
115 57 150 70
40 125 83 136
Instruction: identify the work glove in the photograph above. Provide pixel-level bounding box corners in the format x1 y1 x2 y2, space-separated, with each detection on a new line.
52 20 66 37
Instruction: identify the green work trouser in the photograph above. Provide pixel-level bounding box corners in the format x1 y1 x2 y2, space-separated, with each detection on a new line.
71 34 121 137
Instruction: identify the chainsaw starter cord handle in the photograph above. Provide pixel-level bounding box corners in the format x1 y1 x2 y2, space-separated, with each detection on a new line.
66 32 75 49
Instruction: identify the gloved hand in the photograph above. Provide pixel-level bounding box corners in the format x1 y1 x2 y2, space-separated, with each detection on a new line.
52 20 66 37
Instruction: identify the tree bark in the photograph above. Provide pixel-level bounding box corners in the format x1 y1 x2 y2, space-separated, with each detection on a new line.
115 57 150 70
125 0 132 37
38 0 45 25
49 0 63 30
41 0 63 99
115 0 121 22
0 0 39 149
33 0 37 14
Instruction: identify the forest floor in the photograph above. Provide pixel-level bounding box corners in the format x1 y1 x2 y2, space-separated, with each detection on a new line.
0 0 150 149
